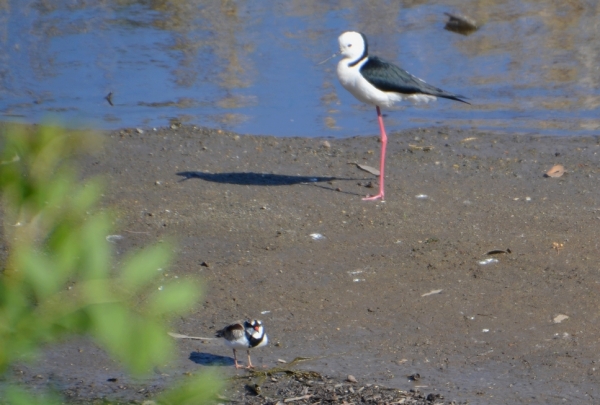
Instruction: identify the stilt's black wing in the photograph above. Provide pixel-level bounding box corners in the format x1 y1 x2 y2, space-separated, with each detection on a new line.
360 56 469 104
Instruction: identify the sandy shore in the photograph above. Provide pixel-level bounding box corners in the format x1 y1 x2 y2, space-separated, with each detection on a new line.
10 125 600 404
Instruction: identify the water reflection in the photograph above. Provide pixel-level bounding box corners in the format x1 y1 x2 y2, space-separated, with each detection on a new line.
0 0 599 136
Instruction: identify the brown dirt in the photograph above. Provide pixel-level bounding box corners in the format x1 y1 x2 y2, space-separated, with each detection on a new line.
7 126 600 404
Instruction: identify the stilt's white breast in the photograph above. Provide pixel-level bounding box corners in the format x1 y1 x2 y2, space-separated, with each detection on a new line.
337 58 404 108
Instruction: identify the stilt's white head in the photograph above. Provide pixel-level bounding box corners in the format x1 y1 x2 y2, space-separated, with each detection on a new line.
338 31 368 64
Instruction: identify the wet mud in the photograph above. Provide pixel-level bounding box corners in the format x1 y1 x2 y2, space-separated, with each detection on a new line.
8 126 600 404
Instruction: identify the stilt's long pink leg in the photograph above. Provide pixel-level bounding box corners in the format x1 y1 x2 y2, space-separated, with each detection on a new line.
363 106 387 201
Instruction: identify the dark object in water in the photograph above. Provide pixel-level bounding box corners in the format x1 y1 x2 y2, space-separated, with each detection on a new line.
105 91 114 106
444 12 479 35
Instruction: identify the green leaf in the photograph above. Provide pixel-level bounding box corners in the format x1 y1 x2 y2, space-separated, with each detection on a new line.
79 213 112 279
146 279 202 316
159 372 223 405
0 124 218 402
2 386 62 405
119 243 172 291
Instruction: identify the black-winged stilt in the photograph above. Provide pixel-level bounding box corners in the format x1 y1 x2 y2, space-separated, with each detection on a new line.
336 31 469 201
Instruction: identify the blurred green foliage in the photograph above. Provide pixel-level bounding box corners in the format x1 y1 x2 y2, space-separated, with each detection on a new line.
0 124 220 404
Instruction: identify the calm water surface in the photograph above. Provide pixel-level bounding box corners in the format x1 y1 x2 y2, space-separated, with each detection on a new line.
1 1 600 137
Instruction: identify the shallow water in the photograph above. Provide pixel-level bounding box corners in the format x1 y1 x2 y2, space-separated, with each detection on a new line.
1 1 600 137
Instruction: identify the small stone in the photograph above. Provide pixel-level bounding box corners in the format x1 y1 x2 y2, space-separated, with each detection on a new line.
347 375 357 383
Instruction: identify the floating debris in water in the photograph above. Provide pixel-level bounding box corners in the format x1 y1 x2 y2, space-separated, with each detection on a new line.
482 329 489 333
478 258 498 265
415 194 429 199
261 310 271 315
444 12 479 35
106 235 124 243
310 233 325 240
353 278 365 283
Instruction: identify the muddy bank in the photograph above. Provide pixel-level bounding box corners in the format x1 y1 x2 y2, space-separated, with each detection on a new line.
8 126 600 404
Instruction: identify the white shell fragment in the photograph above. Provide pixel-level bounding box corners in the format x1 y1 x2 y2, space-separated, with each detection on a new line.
310 233 325 240
421 289 443 297
553 314 569 324
478 258 498 265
